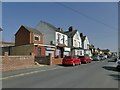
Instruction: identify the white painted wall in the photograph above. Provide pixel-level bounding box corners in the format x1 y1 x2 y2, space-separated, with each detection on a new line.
56 32 68 46
84 36 90 49
73 31 82 48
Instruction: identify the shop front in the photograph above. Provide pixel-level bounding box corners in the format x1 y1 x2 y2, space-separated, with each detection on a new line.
45 47 55 57
34 44 56 57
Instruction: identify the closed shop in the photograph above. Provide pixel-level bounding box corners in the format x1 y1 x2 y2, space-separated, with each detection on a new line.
45 47 55 57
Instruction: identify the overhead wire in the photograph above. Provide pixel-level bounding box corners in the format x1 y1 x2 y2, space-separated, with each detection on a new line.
55 2 118 32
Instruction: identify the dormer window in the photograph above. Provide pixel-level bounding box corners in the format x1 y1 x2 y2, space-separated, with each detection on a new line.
34 35 40 41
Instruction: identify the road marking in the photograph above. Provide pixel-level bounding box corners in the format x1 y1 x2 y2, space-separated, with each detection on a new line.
0 66 64 80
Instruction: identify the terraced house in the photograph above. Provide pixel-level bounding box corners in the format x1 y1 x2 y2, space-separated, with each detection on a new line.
64 26 84 56
2 21 92 58
80 33 92 57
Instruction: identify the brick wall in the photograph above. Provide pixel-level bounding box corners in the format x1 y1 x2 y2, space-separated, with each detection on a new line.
10 44 34 55
15 26 30 46
35 54 63 65
35 56 50 65
34 46 46 57
51 57 63 65
1 52 63 71
1 52 35 71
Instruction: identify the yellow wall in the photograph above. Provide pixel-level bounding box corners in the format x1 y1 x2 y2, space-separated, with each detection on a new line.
10 44 34 55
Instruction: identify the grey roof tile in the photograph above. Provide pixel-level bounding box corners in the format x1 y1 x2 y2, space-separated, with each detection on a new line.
64 30 77 38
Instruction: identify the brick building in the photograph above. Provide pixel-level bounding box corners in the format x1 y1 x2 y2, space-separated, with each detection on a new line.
11 25 55 57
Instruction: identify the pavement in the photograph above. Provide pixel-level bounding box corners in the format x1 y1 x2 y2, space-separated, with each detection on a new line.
2 58 120 88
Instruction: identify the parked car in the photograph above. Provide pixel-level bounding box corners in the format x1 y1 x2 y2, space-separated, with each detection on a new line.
62 56 81 66
99 55 105 60
78 56 91 63
113 56 118 62
116 59 120 71
91 57 93 61
104 55 107 59
93 55 101 61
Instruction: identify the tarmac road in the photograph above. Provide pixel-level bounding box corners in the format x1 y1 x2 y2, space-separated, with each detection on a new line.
2 58 119 88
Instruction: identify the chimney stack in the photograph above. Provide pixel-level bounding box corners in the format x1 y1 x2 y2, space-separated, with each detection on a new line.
80 33 83 37
68 26 73 32
57 28 63 32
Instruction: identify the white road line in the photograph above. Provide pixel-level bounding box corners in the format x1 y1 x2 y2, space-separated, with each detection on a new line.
0 66 64 80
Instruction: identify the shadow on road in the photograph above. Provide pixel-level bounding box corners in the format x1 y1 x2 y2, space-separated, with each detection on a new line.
109 74 120 81
102 66 118 72
57 64 72 67
103 66 120 81
57 64 80 67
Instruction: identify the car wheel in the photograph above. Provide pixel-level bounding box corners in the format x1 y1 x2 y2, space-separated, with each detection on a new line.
73 63 75 66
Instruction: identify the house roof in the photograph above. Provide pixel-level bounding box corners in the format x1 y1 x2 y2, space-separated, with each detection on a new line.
40 21 57 30
64 30 77 38
40 21 66 34
22 25 42 35
89 44 95 49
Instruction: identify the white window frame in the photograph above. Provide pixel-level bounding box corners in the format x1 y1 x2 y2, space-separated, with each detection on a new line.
34 35 40 41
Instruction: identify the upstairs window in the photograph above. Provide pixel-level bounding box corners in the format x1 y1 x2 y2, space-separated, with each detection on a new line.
34 35 40 41
63 35 65 44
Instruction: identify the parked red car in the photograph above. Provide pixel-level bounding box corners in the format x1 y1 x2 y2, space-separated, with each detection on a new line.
62 56 81 66
78 56 91 63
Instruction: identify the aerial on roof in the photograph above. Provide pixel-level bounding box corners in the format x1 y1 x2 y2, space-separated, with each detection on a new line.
22 25 42 35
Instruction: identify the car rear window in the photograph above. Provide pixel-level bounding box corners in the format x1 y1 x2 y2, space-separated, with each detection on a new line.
79 56 84 58
85 56 90 58
64 56 72 59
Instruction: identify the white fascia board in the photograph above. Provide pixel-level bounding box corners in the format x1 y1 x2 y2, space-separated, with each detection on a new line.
34 44 56 48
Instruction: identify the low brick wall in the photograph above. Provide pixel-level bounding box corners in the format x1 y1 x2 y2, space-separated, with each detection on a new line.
1 52 34 71
35 54 63 65
52 57 63 65
35 56 50 65
1 52 63 71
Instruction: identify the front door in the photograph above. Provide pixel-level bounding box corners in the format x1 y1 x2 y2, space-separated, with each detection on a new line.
38 48 41 56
